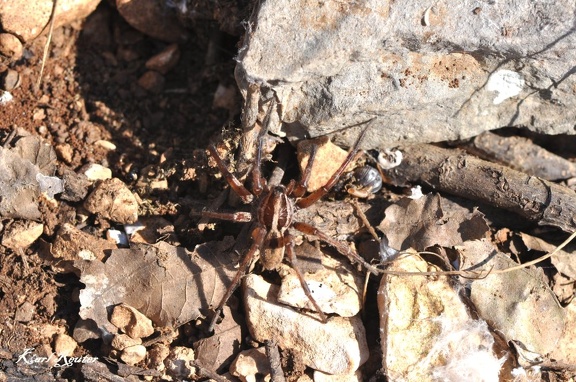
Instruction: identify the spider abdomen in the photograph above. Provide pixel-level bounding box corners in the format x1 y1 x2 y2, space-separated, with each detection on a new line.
257 186 294 231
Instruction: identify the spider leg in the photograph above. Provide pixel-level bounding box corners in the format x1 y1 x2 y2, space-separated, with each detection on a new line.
251 136 267 196
208 225 267 332
289 144 318 197
296 127 369 209
200 211 253 223
284 233 327 322
208 145 254 203
292 221 381 275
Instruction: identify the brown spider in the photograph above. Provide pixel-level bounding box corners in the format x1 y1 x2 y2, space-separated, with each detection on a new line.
204 126 381 331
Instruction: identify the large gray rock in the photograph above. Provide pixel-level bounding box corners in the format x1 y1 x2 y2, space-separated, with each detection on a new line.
236 0 576 147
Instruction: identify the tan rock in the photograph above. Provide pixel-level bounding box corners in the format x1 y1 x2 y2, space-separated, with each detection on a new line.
14 301 35 322
94 140 117 151
80 163 112 181
111 333 142 351
1 220 43 250
0 33 23 61
1 69 20 90
244 274 368 375
230 348 270 382
83 178 139 224
0 0 101 42
277 254 363 318
145 44 180 75
297 136 350 192
137 70 165 93
53 333 77 357
120 344 147 366
378 253 502 381
146 342 169 369
313 369 362 382
54 143 74 164
110 304 154 339
164 346 196 379
50 223 116 263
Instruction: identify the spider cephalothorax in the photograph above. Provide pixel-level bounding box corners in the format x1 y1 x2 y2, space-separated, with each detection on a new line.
204 126 381 331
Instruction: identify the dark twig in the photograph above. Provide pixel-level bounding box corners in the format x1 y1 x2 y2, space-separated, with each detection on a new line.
265 340 286 382
190 360 231 382
382 144 576 233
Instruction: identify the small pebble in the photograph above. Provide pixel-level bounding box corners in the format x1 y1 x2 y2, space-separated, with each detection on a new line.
111 333 142 351
147 343 170 369
81 163 112 180
53 333 77 357
230 348 271 382
120 344 147 366
137 71 165 93
83 178 139 224
0 33 23 61
110 304 154 339
1 220 43 250
0 69 20 90
55 143 74 164
72 319 100 343
94 140 117 150
145 43 180 74
15 301 35 323
164 347 196 379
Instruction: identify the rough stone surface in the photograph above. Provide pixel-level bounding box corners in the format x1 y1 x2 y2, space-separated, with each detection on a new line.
0 33 23 61
313 370 363 382
80 163 112 181
111 333 142 351
296 136 349 192
120 344 147 366
378 254 502 381
50 223 116 268
83 178 139 224
53 333 77 357
164 346 196 379
229 348 271 382
116 0 189 43
0 0 101 42
277 253 363 318
109 303 154 339
1 220 43 250
137 70 165 93
0 68 20 90
14 301 35 322
146 343 170 369
243 274 368 375
145 43 181 75
237 0 576 148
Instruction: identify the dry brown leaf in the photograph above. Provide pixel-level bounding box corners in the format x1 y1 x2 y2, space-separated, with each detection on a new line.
520 233 576 280
193 305 242 373
457 239 566 356
76 238 237 339
13 135 58 175
0 134 61 220
378 194 489 251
